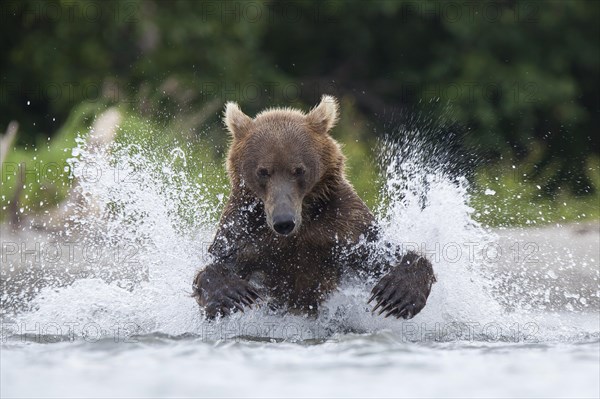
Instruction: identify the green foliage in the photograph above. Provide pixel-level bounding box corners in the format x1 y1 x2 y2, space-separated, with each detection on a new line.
1 0 599 225
0 98 380 222
470 156 600 227
3 100 597 227
0 102 103 220
333 97 381 209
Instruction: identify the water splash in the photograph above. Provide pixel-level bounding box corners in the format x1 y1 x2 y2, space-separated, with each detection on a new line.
3 126 597 344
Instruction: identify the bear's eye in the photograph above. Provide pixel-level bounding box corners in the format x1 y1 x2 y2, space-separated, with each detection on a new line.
293 167 305 177
257 168 270 178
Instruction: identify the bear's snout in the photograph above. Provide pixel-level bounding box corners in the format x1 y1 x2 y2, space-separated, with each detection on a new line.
272 214 296 235
263 178 303 236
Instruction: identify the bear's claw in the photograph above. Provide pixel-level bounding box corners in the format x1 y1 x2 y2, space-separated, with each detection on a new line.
194 270 263 319
368 253 434 320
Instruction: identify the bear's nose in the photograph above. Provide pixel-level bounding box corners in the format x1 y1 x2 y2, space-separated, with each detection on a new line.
273 215 295 235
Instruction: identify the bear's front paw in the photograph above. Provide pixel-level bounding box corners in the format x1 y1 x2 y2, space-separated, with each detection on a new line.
193 270 262 319
368 254 434 319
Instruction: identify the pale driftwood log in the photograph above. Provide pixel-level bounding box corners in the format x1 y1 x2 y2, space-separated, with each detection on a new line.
0 121 19 164
27 108 122 231
85 108 121 152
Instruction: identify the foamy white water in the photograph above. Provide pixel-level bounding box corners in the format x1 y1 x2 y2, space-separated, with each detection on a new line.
1 130 598 398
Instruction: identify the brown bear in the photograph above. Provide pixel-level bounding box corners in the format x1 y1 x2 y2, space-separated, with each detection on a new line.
193 95 435 319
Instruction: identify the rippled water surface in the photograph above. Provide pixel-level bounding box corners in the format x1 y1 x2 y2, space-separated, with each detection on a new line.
2 332 599 398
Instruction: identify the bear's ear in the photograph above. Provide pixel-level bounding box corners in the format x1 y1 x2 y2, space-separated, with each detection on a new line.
307 95 339 134
223 101 253 140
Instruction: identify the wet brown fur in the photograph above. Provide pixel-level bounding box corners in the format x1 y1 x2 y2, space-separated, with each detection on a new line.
193 96 435 318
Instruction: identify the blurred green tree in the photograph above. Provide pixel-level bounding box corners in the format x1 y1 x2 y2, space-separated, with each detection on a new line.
260 0 599 195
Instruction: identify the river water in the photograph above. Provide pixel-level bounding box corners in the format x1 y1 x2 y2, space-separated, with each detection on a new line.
1 134 598 398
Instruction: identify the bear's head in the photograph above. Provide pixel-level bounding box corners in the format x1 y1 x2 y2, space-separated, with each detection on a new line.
224 95 346 236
